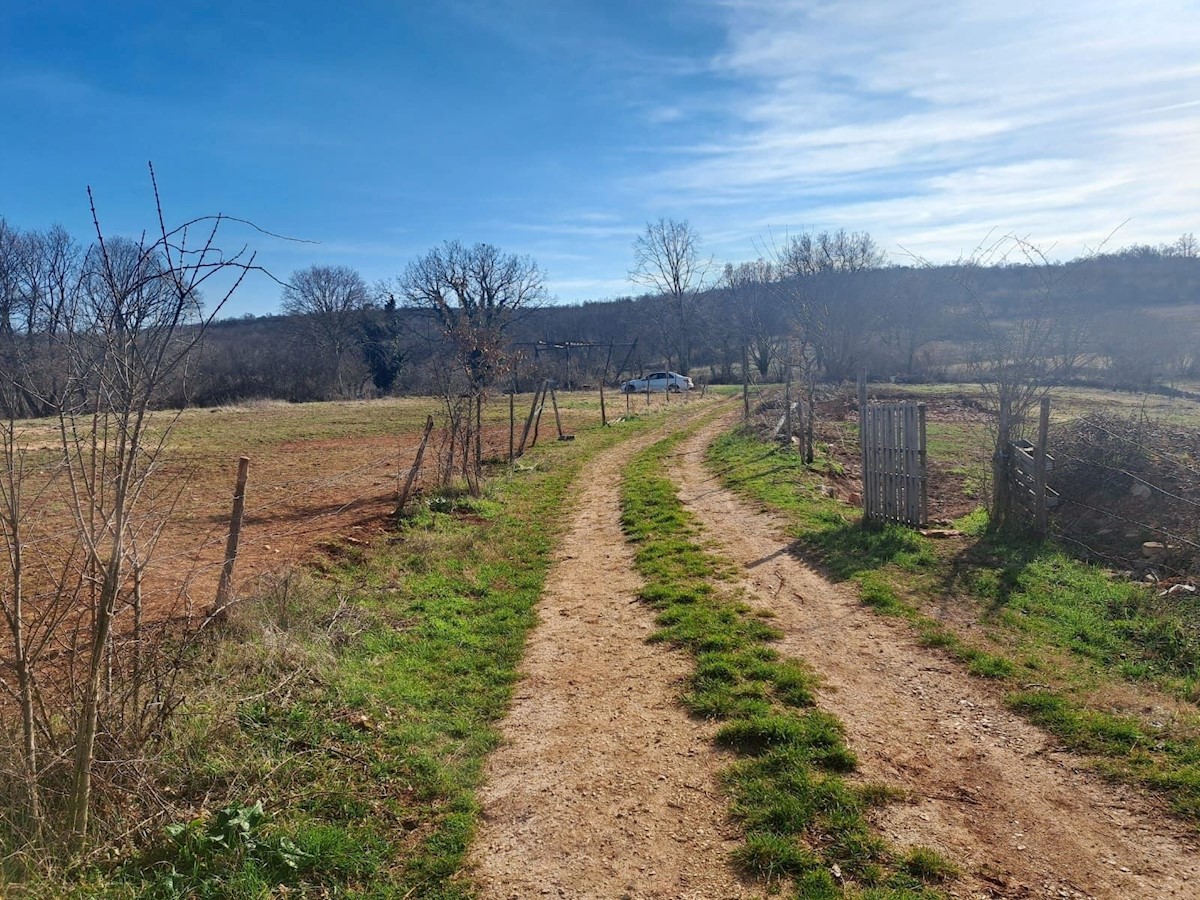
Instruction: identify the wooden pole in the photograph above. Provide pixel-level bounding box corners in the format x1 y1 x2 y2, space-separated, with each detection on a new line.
550 388 566 439
600 342 613 427
858 373 869 520
992 394 1012 529
517 381 545 457
397 415 435 515
783 356 793 450
509 387 515 465
1034 397 1051 536
805 376 815 464
213 456 250 614
918 402 928 526
742 343 750 421
531 384 548 449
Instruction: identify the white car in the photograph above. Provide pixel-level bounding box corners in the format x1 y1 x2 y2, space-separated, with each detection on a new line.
620 371 694 393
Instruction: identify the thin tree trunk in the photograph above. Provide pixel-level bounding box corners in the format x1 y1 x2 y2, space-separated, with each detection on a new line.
474 393 482 488
990 394 1012 531
69 531 125 846
2 427 43 832
742 343 750 421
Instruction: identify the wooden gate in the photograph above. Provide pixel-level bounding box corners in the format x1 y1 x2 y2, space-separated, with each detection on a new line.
858 395 928 527
1004 398 1057 536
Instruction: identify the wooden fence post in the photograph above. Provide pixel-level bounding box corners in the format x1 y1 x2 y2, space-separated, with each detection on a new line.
858 373 868 518
783 360 793 449
550 388 572 440
805 377 815 464
517 381 545 457
530 382 549 449
741 343 750 420
918 402 928 526
396 415 435 516
213 456 250 615
1033 397 1051 536
600 342 613 427
992 394 1012 529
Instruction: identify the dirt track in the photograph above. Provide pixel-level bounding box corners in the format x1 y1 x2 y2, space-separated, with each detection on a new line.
472 405 1200 899
672 413 1200 899
470 419 760 899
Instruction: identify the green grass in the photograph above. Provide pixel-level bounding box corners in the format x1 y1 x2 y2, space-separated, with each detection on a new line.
7 398 708 898
621 432 952 899
707 424 1200 823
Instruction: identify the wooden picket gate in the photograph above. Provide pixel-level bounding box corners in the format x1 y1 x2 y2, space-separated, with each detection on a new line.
858 393 928 527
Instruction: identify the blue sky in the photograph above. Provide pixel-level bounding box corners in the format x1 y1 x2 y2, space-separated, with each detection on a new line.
2 0 1198 316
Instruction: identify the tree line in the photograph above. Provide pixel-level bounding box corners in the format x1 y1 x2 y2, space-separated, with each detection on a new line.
3 214 1199 419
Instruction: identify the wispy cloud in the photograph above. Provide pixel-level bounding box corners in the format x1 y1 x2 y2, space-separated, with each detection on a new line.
642 0 1200 262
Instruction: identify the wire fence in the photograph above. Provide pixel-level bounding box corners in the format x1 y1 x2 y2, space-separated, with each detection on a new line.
1044 412 1200 578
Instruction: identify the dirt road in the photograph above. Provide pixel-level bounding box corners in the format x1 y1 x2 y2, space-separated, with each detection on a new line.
469 423 760 900
671 414 1200 899
471 407 1199 899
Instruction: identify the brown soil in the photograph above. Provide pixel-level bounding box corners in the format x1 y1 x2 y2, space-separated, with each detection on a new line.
470 413 761 900
14 423 518 639
670 412 1200 899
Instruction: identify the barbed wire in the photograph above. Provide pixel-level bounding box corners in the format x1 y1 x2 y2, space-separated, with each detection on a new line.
1054 452 1200 511
1051 497 1200 551
1068 418 1200 478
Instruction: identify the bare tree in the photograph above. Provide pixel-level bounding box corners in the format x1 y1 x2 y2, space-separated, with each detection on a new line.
768 228 886 382
776 228 885 276
280 264 371 397
952 235 1093 529
0 167 266 850
630 218 712 375
1165 232 1198 258
722 260 780 417
882 270 942 377
397 241 546 489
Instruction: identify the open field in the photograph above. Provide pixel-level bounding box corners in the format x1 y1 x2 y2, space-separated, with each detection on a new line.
4 390 692 627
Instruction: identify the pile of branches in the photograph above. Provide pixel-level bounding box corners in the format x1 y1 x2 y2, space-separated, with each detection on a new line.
1049 412 1200 576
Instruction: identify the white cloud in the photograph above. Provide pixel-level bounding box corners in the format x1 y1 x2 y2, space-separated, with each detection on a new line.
643 0 1200 263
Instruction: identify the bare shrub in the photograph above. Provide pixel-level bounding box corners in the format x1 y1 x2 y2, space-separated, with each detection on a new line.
0 167 268 853
1050 412 1200 574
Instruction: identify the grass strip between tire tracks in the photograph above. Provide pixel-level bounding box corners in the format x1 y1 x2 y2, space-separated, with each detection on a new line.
620 430 954 900
707 425 1200 824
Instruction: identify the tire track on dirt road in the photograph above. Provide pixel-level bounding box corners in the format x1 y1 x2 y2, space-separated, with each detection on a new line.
470 407 761 900
671 415 1200 899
